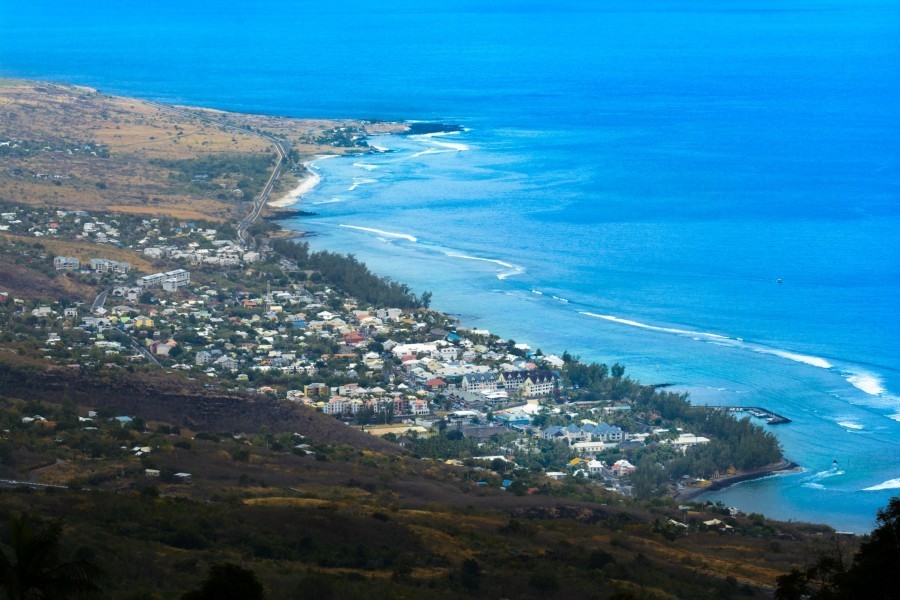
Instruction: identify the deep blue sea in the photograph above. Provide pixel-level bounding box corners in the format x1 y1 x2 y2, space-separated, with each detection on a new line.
2 0 899 532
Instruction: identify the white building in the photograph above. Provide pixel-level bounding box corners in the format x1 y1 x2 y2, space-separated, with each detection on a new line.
54 256 80 270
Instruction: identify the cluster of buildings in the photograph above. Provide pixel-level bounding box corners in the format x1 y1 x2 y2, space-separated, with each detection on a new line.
54 256 132 274
136 269 191 292
142 241 260 267
3 202 730 493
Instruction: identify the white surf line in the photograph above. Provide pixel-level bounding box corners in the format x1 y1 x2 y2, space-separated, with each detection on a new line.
339 225 418 243
444 252 525 279
579 311 852 374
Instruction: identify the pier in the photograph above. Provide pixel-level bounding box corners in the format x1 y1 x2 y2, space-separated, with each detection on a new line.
703 406 792 425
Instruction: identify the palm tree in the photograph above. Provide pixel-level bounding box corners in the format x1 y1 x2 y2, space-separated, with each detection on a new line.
0 512 101 599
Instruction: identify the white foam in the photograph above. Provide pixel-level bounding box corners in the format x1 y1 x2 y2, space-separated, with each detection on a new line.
417 131 462 138
352 162 379 171
803 482 825 490
578 312 841 374
431 139 470 152
836 421 864 430
408 147 461 159
804 468 844 483
370 144 390 152
845 373 886 396
347 177 377 191
444 252 525 279
339 225 417 243
889 413 900 422
761 349 832 369
312 198 343 205
531 290 544 296
551 295 569 304
864 478 900 491
579 312 729 340
269 155 341 207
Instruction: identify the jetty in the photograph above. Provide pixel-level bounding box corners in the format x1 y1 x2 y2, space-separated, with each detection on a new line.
702 406 792 425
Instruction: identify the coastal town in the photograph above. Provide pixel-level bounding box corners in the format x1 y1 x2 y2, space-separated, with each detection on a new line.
0 80 885 600
0 198 785 502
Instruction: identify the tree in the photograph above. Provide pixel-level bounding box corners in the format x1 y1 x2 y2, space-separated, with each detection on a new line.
181 563 265 600
0 513 102 599
837 496 900 599
775 497 900 600
459 559 481 591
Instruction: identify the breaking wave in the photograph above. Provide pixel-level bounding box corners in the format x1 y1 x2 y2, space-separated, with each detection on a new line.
864 478 900 491
444 252 525 280
339 225 418 243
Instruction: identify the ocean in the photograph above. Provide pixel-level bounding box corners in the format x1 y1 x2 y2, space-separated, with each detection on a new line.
2 0 898 532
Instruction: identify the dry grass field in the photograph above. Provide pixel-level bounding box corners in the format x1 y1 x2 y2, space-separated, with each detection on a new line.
0 80 405 222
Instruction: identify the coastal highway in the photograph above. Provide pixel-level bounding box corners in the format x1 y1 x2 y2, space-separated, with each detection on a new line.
140 99 291 249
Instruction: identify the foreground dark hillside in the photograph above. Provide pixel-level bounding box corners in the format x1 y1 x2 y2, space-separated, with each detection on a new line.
0 357 852 599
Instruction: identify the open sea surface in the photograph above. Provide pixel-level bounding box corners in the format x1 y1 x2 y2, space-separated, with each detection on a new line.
2 0 898 531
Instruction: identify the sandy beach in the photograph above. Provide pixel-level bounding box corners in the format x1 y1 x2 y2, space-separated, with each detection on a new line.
267 155 337 208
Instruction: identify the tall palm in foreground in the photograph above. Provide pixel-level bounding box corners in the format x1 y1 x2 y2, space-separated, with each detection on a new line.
0 512 101 599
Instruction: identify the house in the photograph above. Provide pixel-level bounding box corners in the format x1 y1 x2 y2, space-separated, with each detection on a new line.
195 350 216 365
133 316 154 328
541 425 566 441
498 370 558 397
305 382 329 397
436 346 458 361
496 411 530 427
611 459 636 477
702 519 734 532
583 422 625 443
32 306 53 317
376 308 403 322
151 341 174 356
669 433 711 452
573 441 607 454
587 459 605 474
90 258 131 274
63 307 78 318
54 256 80 271
461 372 498 393
424 378 447 392
214 355 239 371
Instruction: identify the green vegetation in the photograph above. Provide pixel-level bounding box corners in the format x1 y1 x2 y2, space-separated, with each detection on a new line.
0 513 102 599
775 497 900 599
273 239 431 309
151 153 276 199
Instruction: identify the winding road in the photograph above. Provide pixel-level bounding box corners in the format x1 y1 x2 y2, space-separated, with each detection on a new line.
141 100 291 248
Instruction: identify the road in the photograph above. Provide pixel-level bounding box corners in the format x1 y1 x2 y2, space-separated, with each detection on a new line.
129 338 161 367
141 100 291 248
91 288 109 313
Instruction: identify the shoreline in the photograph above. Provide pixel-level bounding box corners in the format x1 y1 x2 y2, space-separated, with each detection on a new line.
263 130 806 513
674 460 801 502
267 155 338 208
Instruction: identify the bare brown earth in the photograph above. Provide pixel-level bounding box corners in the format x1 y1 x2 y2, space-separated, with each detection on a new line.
0 80 405 222
0 359 396 452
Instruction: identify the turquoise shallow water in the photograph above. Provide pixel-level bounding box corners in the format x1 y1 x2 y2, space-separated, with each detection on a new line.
2 0 899 531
